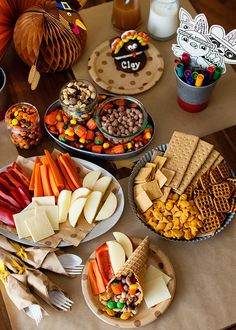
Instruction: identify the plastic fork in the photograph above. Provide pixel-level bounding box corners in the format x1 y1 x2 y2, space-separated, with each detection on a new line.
58 254 84 275
48 291 74 311
24 304 43 325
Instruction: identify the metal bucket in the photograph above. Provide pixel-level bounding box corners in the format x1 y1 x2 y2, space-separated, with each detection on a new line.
175 70 219 112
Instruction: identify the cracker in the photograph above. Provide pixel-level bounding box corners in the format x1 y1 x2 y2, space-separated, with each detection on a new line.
176 140 213 194
152 155 167 169
134 167 152 182
159 186 171 202
164 131 199 191
145 163 157 180
191 149 220 187
155 169 167 188
150 150 164 163
161 168 175 186
134 190 153 213
133 184 144 197
142 180 163 200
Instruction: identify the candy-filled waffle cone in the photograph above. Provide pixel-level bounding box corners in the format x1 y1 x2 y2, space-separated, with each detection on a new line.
100 236 149 319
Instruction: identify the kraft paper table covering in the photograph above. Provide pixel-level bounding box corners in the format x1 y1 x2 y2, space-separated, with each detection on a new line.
0 0 235 330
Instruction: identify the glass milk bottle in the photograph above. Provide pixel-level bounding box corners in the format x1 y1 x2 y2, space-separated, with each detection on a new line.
112 0 142 31
147 0 179 40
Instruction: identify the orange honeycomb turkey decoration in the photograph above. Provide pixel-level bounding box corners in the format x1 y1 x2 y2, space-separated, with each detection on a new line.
0 0 87 89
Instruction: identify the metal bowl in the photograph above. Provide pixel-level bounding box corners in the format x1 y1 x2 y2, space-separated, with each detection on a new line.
128 144 236 243
44 97 156 160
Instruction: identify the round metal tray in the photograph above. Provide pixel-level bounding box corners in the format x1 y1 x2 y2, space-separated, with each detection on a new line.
128 144 236 243
44 97 156 161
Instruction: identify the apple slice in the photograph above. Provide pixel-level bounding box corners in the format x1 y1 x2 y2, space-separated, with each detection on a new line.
95 192 117 221
113 232 133 259
106 240 126 274
83 191 102 224
69 197 87 227
71 187 91 204
83 171 101 190
93 176 112 196
58 190 72 223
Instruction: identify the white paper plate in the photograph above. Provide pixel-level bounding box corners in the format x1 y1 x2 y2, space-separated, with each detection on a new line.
0 157 124 247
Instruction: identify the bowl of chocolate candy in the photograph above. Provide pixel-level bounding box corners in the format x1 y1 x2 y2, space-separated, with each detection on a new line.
95 96 148 144
59 79 98 122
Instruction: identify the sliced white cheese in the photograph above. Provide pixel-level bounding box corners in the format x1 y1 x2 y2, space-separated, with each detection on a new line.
25 212 54 242
32 196 55 206
13 209 35 239
22 201 38 212
82 170 101 190
145 264 171 285
93 176 112 196
144 276 171 308
36 205 59 231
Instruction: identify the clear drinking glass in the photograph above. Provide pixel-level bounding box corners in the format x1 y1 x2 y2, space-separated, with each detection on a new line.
147 0 179 40
112 0 142 31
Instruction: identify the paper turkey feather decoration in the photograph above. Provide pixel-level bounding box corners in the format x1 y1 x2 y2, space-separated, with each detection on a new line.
0 0 87 89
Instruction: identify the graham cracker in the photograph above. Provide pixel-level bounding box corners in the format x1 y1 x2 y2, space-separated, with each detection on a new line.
176 140 214 194
191 149 220 187
164 131 199 191
213 155 224 168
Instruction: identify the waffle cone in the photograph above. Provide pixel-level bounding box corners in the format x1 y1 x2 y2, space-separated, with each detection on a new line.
107 236 150 305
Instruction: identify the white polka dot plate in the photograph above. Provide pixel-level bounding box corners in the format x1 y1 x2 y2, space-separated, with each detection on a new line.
88 40 164 95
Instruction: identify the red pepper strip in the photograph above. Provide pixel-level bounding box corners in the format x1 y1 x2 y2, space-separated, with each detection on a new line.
0 185 22 210
0 178 27 209
7 162 30 187
1 172 31 201
95 243 114 286
0 206 15 228
0 197 21 214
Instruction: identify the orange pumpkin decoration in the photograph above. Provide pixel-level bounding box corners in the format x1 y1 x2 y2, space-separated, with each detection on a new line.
0 0 87 89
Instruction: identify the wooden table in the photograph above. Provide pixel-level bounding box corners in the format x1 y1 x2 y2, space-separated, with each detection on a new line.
0 1 236 330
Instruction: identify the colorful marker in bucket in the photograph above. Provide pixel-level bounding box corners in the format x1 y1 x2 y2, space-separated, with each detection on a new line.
212 66 223 81
195 74 204 87
182 52 190 67
176 63 185 78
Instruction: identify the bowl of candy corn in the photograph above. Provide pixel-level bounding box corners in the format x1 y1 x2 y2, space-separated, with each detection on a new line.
44 94 155 160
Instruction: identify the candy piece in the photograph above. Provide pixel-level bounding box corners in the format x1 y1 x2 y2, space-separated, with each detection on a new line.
126 142 133 149
107 300 117 310
103 142 110 149
86 130 94 141
94 135 104 145
129 284 137 295
74 125 86 138
111 282 123 295
86 118 97 130
70 119 77 125
117 301 124 309
143 131 152 140
92 145 103 153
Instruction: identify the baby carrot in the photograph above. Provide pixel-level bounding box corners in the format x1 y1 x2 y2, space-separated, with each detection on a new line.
48 166 60 198
88 260 99 296
44 149 64 191
57 154 77 191
60 154 81 189
29 156 41 191
40 164 53 196
34 163 43 197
